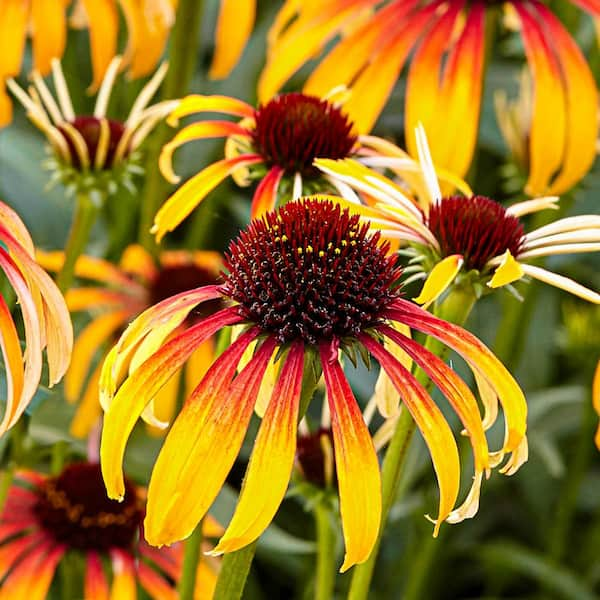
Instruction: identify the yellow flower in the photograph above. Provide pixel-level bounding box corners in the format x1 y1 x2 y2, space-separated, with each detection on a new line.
37 244 222 439
0 200 72 436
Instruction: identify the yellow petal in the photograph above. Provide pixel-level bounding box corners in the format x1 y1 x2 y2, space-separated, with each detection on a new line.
414 255 463 307
593 361 600 450
488 250 524 288
70 357 104 439
209 0 255 79
210 342 304 554
0 0 28 76
31 0 67 75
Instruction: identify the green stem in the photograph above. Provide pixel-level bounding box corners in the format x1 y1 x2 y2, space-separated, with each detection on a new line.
314 502 336 600
348 285 477 600
51 440 69 475
56 190 101 293
178 520 204 600
138 0 206 254
213 540 257 600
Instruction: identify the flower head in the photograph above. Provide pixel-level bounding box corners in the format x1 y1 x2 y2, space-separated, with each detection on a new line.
261 0 598 194
0 462 220 597
7 57 177 197
37 244 222 439
0 200 72 437
316 127 600 306
153 91 449 241
101 197 527 572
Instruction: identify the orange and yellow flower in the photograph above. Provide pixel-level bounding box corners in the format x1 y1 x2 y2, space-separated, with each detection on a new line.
100 198 527 572
0 462 220 599
261 0 598 195
315 127 600 306
154 91 462 241
37 244 222 439
0 200 72 437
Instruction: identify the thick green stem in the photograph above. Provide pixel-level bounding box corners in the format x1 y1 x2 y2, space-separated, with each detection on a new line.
314 502 336 600
178 520 204 600
56 190 101 293
138 0 205 254
348 285 477 600
213 540 257 600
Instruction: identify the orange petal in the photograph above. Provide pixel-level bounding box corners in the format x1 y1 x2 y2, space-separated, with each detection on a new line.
167 94 255 126
0 0 28 76
211 341 304 554
31 0 67 75
593 360 600 450
319 343 381 571
84 551 109 600
250 166 284 220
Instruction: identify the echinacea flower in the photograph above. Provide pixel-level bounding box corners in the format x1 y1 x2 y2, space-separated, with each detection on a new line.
261 0 598 194
0 462 220 598
37 244 222 438
315 128 600 306
0 200 72 437
7 57 177 197
100 197 527 572
0 0 69 125
153 91 462 242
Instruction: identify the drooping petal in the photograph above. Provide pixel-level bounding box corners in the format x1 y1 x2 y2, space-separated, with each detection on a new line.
388 299 527 459
144 334 275 546
159 121 251 184
209 0 256 79
360 333 460 535
31 0 67 75
250 166 284 220
70 357 105 439
211 341 304 554
84 551 109 600
413 254 463 307
320 342 381 572
593 361 600 450
0 0 28 77
151 155 263 242
520 264 600 304
101 307 243 500
167 94 255 126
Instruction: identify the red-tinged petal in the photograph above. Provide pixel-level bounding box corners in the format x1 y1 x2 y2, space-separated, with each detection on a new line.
250 166 284 220
514 3 567 196
380 324 489 473
101 307 243 500
139 543 181 581
209 0 256 79
160 120 252 184
360 333 460 536
138 562 177 600
109 550 136 600
84 551 109 600
532 1 598 194
571 0 600 13
211 341 304 554
0 202 35 255
151 155 263 242
0 249 43 436
65 310 129 404
0 293 24 430
0 535 42 581
319 344 381 571
405 2 463 165
388 299 527 454
167 95 255 127
144 334 275 546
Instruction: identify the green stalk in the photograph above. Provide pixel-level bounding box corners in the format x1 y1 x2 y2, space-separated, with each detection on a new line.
314 501 336 600
178 520 204 600
56 190 101 293
348 285 477 600
138 0 206 254
213 540 258 600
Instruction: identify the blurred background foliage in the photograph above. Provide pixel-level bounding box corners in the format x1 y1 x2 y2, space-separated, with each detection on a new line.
1 1 599 598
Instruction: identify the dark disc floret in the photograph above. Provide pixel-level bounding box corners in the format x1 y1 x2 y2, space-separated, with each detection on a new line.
222 198 402 345
59 116 127 169
34 463 142 552
427 196 525 271
252 93 357 176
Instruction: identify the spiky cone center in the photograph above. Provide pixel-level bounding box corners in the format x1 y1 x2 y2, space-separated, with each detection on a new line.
58 116 127 170
427 196 525 271
222 198 402 345
34 463 142 551
150 263 224 322
252 93 357 176
296 427 336 488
